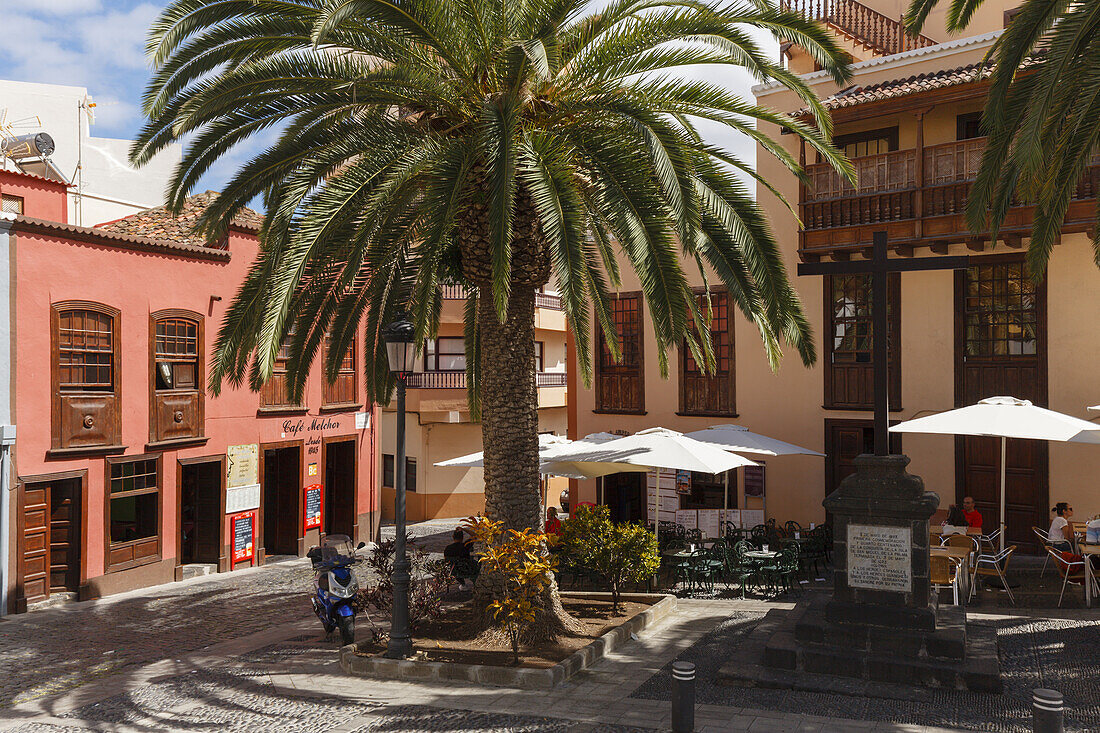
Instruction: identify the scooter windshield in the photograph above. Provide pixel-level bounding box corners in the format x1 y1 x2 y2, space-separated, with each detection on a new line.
319 534 355 566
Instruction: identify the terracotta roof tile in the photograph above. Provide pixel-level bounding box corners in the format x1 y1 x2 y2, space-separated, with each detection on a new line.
97 191 263 248
11 215 232 262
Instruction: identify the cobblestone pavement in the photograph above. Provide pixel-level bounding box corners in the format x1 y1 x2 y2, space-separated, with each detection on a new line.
0 557 322 709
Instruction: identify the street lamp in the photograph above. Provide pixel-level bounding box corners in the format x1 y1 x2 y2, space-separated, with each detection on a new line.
382 313 417 659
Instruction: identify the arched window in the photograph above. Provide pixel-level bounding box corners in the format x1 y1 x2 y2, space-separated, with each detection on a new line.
150 311 205 444
51 302 121 451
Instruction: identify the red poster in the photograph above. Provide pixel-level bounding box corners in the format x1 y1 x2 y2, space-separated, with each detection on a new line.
304 483 323 531
231 511 255 563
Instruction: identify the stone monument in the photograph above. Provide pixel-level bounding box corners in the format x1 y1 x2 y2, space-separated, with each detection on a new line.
718 454 1002 695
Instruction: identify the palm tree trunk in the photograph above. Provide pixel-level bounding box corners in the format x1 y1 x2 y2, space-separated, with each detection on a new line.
474 284 578 637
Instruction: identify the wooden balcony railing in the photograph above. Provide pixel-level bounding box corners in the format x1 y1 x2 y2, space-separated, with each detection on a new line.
440 285 563 310
406 371 566 388
782 0 938 56
800 136 1100 255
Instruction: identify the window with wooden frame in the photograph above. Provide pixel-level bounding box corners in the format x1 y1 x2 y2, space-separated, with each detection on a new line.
322 332 358 408
957 112 984 141
1 194 24 214
105 455 161 572
963 262 1037 357
831 127 899 159
424 337 466 371
534 341 544 372
51 302 122 451
406 457 417 493
382 454 395 488
679 290 735 416
150 311 204 444
595 292 644 413
824 273 901 410
259 333 306 411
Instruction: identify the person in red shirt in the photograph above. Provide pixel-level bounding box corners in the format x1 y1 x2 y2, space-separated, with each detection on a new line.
544 506 563 535
962 496 983 531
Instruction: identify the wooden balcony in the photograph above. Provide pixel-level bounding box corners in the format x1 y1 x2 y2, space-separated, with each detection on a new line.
406 371 566 388
782 0 938 56
800 137 1100 258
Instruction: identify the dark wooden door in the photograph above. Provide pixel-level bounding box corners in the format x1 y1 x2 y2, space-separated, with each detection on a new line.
324 440 356 538
181 462 221 564
956 260 1047 552
825 420 902 499
49 480 81 594
264 447 301 555
21 478 81 605
600 473 646 523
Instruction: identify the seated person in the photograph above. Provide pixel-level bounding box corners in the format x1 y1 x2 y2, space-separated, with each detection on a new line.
941 505 968 535
443 528 478 587
962 496 983 531
544 506 563 536
1048 502 1075 553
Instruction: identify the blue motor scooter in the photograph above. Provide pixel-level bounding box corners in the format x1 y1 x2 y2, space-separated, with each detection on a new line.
306 534 365 644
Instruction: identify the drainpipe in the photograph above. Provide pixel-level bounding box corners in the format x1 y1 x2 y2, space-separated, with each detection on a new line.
0 215 13 616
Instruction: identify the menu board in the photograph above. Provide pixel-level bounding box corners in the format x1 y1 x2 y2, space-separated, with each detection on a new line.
744 464 766 498
740 509 765 528
698 510 721 539
232 511 255 563
675 509 698 530
304 484 323 531
720 509 742 530
647 469 678 523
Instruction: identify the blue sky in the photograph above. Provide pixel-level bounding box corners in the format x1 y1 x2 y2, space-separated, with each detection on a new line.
0 0 765 197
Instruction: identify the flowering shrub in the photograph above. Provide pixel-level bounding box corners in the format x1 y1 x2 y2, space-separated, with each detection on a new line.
462 516 556 664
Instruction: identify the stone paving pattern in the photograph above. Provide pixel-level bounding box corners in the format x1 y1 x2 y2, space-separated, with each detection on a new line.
3 522 1099 733
631 611 1100 732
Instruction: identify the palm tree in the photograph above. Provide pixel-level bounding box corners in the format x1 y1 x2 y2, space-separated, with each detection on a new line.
133 0 852 629
906 0 1100 278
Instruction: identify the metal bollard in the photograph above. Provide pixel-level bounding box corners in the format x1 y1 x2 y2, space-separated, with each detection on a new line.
1032 688 1064 733
671 661 695 733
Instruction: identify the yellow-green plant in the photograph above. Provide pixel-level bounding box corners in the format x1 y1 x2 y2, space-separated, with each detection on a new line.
560 505 660 612
463 516 556 664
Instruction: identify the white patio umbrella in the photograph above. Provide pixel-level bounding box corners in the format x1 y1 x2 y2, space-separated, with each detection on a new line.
890 396 1100 549
685 424 825 457
435 431 644 480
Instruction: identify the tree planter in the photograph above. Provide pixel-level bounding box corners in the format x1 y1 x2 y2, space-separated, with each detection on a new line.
339 592 675 689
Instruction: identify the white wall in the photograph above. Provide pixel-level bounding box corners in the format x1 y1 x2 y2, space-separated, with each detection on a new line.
0 79 180 225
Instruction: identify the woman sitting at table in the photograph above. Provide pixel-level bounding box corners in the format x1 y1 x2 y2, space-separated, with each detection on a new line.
941 505 968 535
1048 502 1075 552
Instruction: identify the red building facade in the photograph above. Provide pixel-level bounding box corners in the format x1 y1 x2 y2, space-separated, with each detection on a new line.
1 169 379 612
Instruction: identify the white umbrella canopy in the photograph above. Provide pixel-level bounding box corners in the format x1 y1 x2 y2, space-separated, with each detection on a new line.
435 431 643 480
685 424 825 457
435 433 572 469
543 427 758 474
890 396 1100 548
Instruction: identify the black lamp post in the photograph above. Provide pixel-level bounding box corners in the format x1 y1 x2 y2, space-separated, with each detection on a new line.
382 313 417 659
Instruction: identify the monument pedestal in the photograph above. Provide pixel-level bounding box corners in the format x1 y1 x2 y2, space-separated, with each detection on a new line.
718 454 1002 695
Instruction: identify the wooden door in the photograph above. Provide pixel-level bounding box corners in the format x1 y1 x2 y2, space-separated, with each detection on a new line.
824 420 902 498
49 481 81 594
324 440 356 538
955 260 1047 551
263 446 301 556
601 473 646 523
20 477 82 606
181 461 221 564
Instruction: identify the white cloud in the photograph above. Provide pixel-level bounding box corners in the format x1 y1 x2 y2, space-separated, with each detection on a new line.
31 0 103 14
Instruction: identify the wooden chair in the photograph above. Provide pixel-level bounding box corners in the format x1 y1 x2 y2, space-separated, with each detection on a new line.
970 545 1016 605
1047 548 1087 608
1033 526 1055 578
931 555 960 606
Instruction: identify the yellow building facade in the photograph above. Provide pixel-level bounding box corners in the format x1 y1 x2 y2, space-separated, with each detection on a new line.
570 0 1100 552
378 289 569 522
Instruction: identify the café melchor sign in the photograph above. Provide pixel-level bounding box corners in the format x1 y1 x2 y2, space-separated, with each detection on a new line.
282 416 342 457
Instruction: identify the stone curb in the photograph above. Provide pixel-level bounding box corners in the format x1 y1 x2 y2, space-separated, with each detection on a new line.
338 592 676 689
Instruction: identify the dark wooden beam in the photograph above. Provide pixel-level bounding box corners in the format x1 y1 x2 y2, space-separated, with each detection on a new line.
965 238 985 252
895 245 915 257
1002 234 1023 249
799 252 822 263
929 242 949 255
830 251 851 262
860 247 875 260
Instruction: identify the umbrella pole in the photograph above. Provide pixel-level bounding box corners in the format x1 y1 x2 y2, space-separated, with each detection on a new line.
999 437 1007 552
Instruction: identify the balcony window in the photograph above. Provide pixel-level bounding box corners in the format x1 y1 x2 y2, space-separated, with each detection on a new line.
260 332 306 411
52 302 121 450
964 262 1037 357
322 332 358 408
425 337 465 371
680 290 735 416
595 292 644 413
832 127 898 159
1 194 24 214
825 274 900 410
151 312 205 443
534 341 544 372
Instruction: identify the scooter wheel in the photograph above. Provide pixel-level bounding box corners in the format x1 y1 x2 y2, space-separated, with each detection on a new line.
337 615 355 645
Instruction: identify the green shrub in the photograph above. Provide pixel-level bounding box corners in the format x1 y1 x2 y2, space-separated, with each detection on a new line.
560 505 660 611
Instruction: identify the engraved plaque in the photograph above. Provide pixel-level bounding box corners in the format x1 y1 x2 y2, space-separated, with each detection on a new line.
847 524 912 593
